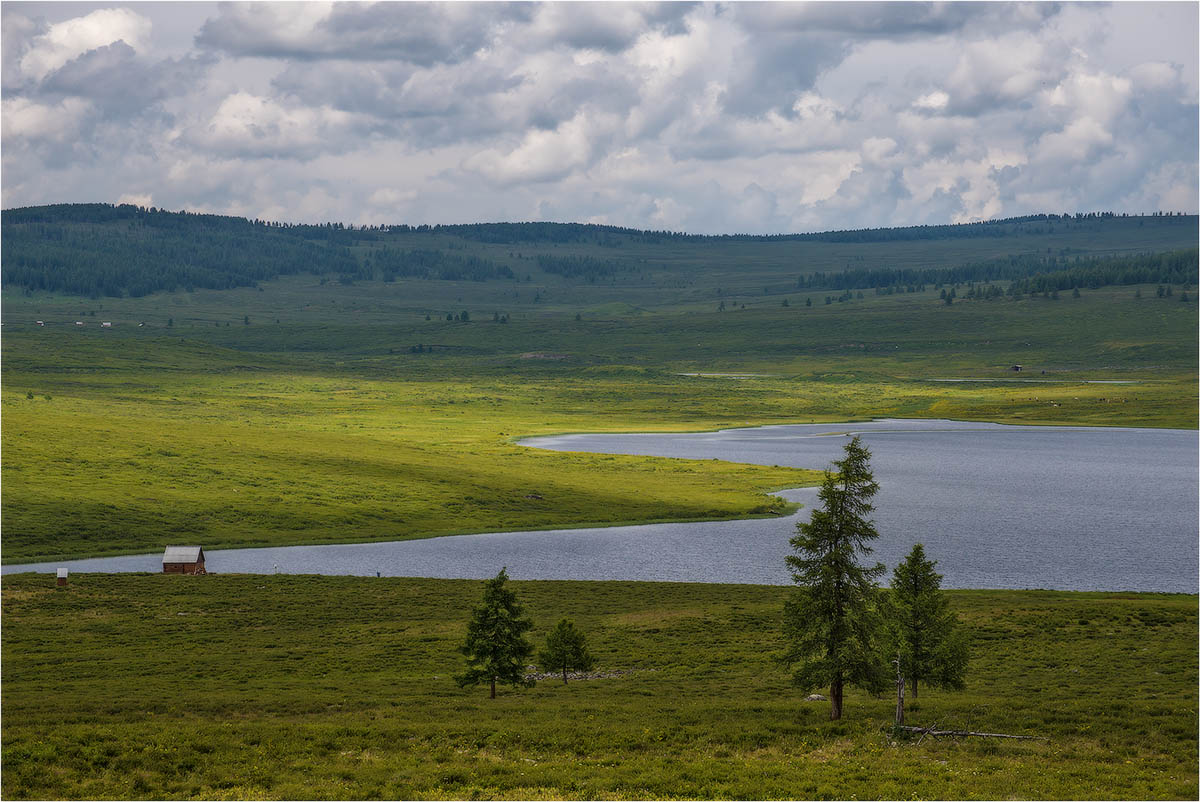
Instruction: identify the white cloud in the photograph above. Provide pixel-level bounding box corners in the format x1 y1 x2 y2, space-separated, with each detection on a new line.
1128 61 1180 93
0 2 1195 232
191 92 358 160
367 187 417 207
463 112 610 184
793 91 843 121
19 8 151 81
525 2 679 52
116 192 153 208
195 1 510 65
1133 161 1199 212
945 32 1056 113
1033 117 1114 165
1043 71 1131 126
1 96 93 141
861 137 900 166
913 90 949 111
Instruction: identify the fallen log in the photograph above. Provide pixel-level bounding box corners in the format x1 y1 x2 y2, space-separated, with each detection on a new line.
896 725 1045 741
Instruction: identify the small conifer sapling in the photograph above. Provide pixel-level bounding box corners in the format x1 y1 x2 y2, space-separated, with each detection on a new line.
539 618 595 684
883 543 968 699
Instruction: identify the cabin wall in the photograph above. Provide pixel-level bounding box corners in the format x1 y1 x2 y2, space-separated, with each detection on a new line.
163 560 206 575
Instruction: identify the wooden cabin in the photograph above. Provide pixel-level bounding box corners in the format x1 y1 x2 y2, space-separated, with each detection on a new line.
162 545 206 575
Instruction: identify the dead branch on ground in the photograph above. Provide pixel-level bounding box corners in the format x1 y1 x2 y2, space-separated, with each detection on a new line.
896 724 1046 741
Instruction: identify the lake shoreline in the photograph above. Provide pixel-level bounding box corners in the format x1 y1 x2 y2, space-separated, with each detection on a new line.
6 417 1196 580
0 501 811 568
3 570 1198 599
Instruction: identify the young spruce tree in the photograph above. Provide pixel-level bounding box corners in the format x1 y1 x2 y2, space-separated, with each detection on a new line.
539 618 596 684
884 543 968 698
455 568 535 698
783 436 887 720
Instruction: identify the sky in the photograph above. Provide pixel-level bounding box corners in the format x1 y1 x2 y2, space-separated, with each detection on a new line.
2 1 1197 234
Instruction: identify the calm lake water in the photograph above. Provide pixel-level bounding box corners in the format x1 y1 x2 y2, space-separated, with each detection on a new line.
6 420 1197 592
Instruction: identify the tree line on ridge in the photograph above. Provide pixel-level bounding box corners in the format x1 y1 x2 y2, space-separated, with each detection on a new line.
3 203 1195 299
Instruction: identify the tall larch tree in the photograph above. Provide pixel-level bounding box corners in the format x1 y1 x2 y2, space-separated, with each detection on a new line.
455 568 535 698
782 435 888 720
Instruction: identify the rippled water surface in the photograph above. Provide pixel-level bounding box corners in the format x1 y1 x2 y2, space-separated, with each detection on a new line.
7 420 1197 591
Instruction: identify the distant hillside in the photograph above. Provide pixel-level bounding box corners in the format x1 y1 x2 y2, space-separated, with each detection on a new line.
2 204 358 297
2 203 1196 298
431 212 1195 244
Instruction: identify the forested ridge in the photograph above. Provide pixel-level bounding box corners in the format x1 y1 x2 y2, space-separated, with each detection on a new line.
417 211 1198 245
801 249 1199 293
535 253 634 281
364 248 513 283
3 204 358 297
2 203 1196 298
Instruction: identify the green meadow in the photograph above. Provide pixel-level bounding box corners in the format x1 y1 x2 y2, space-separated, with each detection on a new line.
2 574 1196 800
2 211 1197 800
3 279 1196 563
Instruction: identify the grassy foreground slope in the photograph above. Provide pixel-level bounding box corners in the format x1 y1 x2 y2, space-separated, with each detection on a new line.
2 574 1196 800
3 283 1196 563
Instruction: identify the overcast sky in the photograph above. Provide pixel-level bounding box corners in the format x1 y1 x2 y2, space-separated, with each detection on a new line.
2 2 1197 233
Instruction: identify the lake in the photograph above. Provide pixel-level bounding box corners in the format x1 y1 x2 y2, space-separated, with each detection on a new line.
6 419 1197 591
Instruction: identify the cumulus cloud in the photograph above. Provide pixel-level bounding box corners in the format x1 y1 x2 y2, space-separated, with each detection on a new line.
2 12 41 91
913 90 949 112
42 42 212 120
733 1 1060 37
943 32 1060 115
1 95 93 141
463 111 614 184
196 2 521 65
188 91 363 161
524 2 694 52
19 7 151 81
1 2 1196 231
116 191 154 207
0 4 214 178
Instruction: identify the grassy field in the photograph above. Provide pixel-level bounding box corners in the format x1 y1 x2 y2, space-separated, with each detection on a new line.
1 573 1195 800
1 214 1197 800
3 283 1196 563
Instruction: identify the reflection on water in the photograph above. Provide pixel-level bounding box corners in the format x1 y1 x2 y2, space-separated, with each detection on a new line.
6 420 1197 592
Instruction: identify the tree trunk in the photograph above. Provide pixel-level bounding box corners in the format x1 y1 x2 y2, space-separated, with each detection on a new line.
562 666 568 685
490 677 496 699
912 677 918 699
830 679 844 720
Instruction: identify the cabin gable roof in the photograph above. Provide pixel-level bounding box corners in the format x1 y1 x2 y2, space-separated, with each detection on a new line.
162 545 204 564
